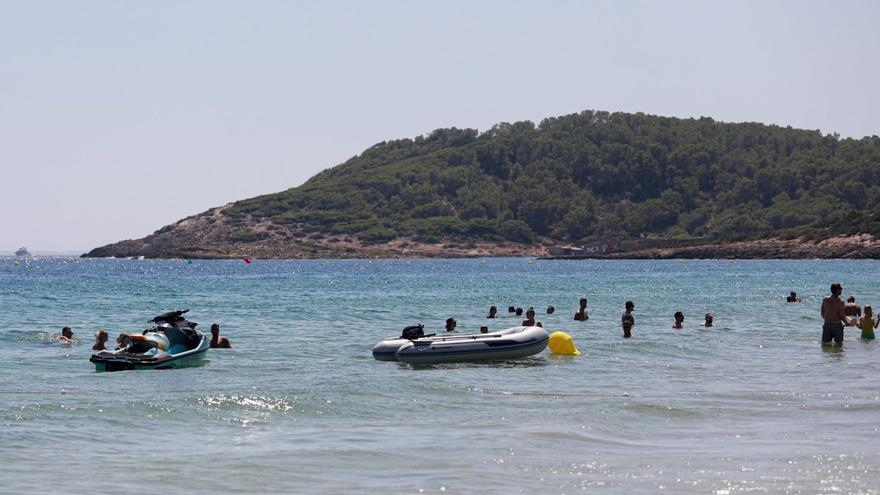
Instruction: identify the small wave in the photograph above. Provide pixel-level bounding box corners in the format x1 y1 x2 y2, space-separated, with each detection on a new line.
0 330 78 345
196 394 294 412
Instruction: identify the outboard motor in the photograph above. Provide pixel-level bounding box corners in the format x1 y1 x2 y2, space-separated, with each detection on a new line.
400 324 425 340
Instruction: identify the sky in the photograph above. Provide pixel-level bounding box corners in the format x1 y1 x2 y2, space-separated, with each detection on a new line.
1 0 878 252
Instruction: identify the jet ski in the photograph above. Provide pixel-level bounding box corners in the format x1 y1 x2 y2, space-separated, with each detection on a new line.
90 310 210 371
373 324 550 364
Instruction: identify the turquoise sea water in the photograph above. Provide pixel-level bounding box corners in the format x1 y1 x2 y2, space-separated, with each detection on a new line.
1 257 879 494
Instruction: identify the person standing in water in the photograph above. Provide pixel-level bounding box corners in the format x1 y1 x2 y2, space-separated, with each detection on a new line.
621 301 635 325
622 313 634 338
845 296 862 318
858 305 878 340
821 283 852 346
574 298 588 321
210 323 232 348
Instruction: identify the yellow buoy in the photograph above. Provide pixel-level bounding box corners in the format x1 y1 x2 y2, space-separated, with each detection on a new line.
548 331 581 356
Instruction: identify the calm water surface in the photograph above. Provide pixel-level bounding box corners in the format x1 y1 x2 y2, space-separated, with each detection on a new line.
1 257 879 494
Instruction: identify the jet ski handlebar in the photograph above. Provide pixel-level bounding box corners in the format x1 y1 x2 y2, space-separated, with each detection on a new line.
150 309 190 324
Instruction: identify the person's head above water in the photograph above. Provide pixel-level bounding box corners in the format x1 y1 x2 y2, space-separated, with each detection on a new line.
95 330 108 342
515 307 523 316
847 296 856 303
507 306 515 313
625 301 634 311
488 306 497 317
865 305 873 317
210 323 220 337
673 311 684 328
547 305 555 314
704 313 714 326
579 298 587 308
61 327 73 339
525 308 535 319
831 283 843 296
480 325 489 334
445 318 456 331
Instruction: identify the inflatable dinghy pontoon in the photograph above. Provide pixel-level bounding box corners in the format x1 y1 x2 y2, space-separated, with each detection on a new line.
90 310 209 371
373 325 550 364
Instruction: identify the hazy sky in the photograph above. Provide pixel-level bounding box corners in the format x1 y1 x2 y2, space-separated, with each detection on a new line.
1 0 878 252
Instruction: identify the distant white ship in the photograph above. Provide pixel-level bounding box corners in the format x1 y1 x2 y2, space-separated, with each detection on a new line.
14 247 30 257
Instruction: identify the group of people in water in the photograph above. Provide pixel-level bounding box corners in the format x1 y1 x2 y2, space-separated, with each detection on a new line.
449 298 714 339
443 283 877 345
816 284 877 344
53 323 233 350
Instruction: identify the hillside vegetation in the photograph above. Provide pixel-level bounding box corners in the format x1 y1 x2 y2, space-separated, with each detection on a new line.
224 110 880 245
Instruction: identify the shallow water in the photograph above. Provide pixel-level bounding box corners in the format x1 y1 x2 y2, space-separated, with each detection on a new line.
1 257 879 494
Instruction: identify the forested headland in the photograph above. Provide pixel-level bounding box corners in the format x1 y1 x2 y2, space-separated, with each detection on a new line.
86 110 880 259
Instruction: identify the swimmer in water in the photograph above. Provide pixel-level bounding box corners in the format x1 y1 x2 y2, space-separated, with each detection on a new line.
507 306 515 314
480 325 489 334
210 323 232 348
858 305 878 340
92 330 109 350
574 298 588 321
487 306 498 319
58 327 77 345
521 308 543 328
515 307 523 317
445 318 457 332
672 311 684 329
546 305 555 315
702 313 714 327
787 291 801 303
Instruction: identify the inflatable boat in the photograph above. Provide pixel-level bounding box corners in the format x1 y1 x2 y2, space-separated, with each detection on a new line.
372 325 550 364
90 310 209 372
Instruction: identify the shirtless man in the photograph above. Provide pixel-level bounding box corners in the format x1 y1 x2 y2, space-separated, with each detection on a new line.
521 308 543 328
821 283 852 346
210 323 232 348
844 296 862 318
573 298 588 321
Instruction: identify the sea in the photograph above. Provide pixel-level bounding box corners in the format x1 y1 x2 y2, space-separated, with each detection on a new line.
1 257 879 494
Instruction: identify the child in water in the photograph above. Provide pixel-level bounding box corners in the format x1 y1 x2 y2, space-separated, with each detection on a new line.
858 305 878 340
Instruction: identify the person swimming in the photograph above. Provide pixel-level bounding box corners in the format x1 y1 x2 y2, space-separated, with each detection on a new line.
858 305 878 340
521 308 543 328
702 313 714 327
445 318 457 332
92 330 109 350
574 298 588 321
209 323 232 348
57 327 77 345
487 306 498 318
515 307 523 317
546 305 555 315
480 325 489 334
507 306 515 313
787 291 801 303
672 311 684 329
